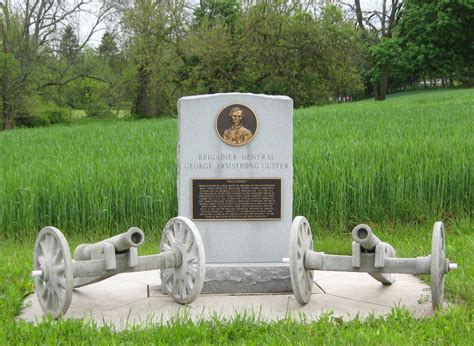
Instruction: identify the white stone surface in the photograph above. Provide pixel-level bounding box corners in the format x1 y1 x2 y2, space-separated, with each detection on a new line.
19 271 435 330
178 93 293 264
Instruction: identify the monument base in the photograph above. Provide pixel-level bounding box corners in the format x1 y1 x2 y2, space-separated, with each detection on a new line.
201 263 292 294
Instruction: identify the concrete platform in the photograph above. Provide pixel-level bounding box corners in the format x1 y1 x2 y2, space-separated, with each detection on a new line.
20 271 434 330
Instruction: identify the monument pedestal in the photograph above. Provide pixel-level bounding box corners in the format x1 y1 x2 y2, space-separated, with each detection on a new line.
178 93 294 294
202 263 292 294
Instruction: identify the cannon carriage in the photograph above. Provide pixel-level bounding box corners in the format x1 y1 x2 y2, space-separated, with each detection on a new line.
287 217 458 310
31 216 205 318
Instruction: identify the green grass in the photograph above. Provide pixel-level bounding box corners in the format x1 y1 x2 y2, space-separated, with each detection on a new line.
1 89 472 239
294 88 473 229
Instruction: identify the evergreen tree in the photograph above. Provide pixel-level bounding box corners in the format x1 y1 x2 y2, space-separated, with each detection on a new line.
99 32 118 58
59 25 80 63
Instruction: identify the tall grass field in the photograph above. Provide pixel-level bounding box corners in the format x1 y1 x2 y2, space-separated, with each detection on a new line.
1 89 472 239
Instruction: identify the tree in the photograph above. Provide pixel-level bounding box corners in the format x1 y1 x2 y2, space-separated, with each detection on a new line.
193 0 241 29
0 0 115 130
396 0 474 86
99 31 119 58
0 1 20 129
59 25 80 63
180 2 363 106
345 0 403 100
95 32 128 113
124 0 187 118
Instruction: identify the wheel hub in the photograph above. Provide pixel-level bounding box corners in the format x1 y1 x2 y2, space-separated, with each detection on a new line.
40 262 51 283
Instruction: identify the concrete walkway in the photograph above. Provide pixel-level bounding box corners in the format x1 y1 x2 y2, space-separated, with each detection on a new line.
20 271 434 330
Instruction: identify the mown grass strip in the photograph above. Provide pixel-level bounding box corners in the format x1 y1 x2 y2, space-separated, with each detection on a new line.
1 223 472 344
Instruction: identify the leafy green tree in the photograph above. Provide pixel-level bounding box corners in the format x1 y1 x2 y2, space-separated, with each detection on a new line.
95 32 129 113
124 0 186 118
351 0 403 100
1 2 23 129
0 0 115 129
181 2 363 107
396 0 474 86
194 0 241 29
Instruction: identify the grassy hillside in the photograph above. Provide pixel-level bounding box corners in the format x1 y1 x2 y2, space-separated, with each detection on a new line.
1 89 472 239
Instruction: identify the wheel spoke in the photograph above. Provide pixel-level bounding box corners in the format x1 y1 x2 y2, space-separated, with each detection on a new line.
162 269 173 282
171 277 179 297
58 277 66 289
178 279 185 300
39 283 48 299
185 238 194 254
37 255 46 266
39 239 48 257
182 226 189 245
173 222 183 244
52 243 62 264
55 263 65 275
162 243 172 252
46 290 53 310
167 228 176 245
46 235 55 256
187 265 197 275
186 276 194 294
51 288 60 310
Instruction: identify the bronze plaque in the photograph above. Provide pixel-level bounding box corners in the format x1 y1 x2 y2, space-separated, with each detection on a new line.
216 104 258 146
192 178 281 220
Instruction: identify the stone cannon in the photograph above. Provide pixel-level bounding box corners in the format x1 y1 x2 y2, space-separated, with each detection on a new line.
351 224 397 285
286 217 457 310
31 217 206 318
74 227 145 260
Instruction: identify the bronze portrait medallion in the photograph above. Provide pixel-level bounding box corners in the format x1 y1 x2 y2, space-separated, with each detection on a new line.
216 104 258 146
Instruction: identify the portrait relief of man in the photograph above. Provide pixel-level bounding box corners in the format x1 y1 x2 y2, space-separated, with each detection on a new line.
216 105 257 146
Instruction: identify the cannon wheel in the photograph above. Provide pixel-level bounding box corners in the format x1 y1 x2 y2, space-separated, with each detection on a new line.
289 216 314 304
33 226 73 319
160 217 205 304
431 221 446 310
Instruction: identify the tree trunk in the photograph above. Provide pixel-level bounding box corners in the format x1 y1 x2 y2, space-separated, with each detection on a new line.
374 70 389 101
354 0 365 30
132 66 152 118
1 73 12 130
1 21 13 130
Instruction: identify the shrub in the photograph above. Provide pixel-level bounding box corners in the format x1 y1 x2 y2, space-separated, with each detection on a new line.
41 103 70 124
84 101 113 118
14 112 50 127
14 97 70 128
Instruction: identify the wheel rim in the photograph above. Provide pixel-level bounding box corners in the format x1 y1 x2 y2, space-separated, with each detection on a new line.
431 221 445 310
33 226 73 318
160 217 205 304
289 216 314 304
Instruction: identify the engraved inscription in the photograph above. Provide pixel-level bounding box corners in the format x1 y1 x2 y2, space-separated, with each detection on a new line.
192 179 281 220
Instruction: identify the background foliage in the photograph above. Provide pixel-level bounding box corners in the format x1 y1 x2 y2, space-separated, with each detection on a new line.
1 0 472 129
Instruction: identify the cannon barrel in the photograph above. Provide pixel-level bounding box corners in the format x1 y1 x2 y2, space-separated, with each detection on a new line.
74 227 145 261
351 224 381 252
